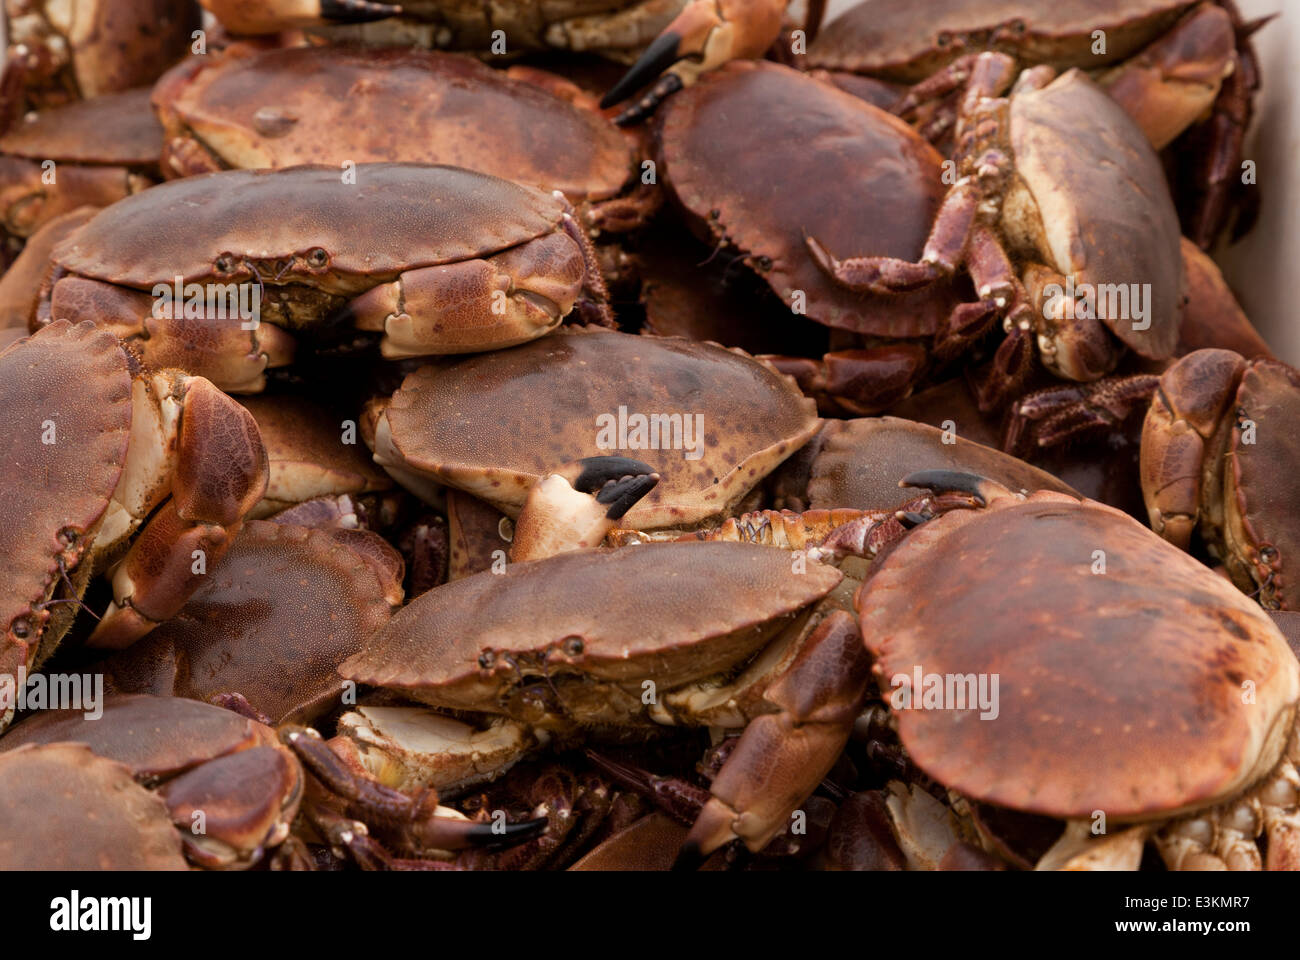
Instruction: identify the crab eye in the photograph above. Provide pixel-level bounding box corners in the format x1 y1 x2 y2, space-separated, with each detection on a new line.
1260 546 1279 563
478 650 495 669
562 636 585 657
215 254 235 273
307 248 329 267
10 617 29 639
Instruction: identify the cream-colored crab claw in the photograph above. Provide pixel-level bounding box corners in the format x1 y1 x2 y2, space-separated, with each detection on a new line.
601 0 789 122
201 0 402 36
510 457 660 563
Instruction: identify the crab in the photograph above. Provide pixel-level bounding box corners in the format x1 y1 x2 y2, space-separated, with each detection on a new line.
1004 348 1298 611
0 0 199 130
99 520 404 725
804 61 1183 411
365 326 821 533
806 0 1264 248
1140 349 1300 611
38 162 613 392
0 87 160 244
327 452 873 861
0 742 189 869
655 61 967 415
849 471 1300 870
0 320 268 724
149 44 659 236
0 694 303 869
200 0 792 121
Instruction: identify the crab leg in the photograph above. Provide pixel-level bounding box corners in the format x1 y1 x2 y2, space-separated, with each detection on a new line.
601 0 789 124
88 374 269 649
765 344 928 416
200 0 402 36
675 609 872 867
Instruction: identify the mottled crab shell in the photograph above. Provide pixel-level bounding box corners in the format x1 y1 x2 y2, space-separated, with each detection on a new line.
858 495 1300 820
156 46 634 203
657 60 960 338
0 743 187 869
0 321 131 680
51 163 567 290
342 541 842 712
100 523 403 724
0 694 270 779
1227 360 1300 610
806 417 1076 510
0 87 162 165
381 328 820 528
1006 70 1183 360
808 0 1196 81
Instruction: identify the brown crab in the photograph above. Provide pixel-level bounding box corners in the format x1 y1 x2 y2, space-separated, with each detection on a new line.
807 0 1264 248
0 205 94 328
0 320 268 718
1005 348 1297 611
39 162 612 392
1140 349 1299 611
0 0 199 129
805 62 1184 411
656 61 966 415
851 471 1299 870
365 327 820 533
99 520 404 725
0 694 304 869
0 87 160 244
149 44 660 235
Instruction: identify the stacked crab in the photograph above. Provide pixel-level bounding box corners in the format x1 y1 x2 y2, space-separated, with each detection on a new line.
0 0 1295 872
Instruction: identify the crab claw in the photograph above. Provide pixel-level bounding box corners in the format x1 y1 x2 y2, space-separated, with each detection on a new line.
202 0 402 36
510 457 660 563
602 0 788 124
899 470 1016 506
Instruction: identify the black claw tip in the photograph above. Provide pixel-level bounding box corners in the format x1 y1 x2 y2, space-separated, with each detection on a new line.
900 470 993 504
600 475 660 521
671 841 705 872
601 31 684 109
573 456 655 495
319 0 402 25
897 511 930 529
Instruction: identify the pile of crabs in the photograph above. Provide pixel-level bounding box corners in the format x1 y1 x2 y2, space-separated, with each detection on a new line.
0 0 1295 872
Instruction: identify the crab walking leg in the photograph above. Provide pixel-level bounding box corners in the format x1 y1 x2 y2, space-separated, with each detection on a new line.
510 457 660 562
601 0 789 123
44 276 295 393
1260 728 1300 870
88 375 269 649
676 609 872 867
343 227 597 359
200 0 402 35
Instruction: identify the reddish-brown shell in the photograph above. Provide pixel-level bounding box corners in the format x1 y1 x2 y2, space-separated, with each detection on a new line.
157 45 634 203
1229 360 1300 610
342 541 842 711
806 417 1076 510
0 743 188 869
0 694 267 779
857 494 1300 819
658 60 960 338
100 523 402 724
0 87 162 165
0 321 131 677
381 328 820 529
52 163 567 289
1007 70 1183 359
808 0 1196 81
